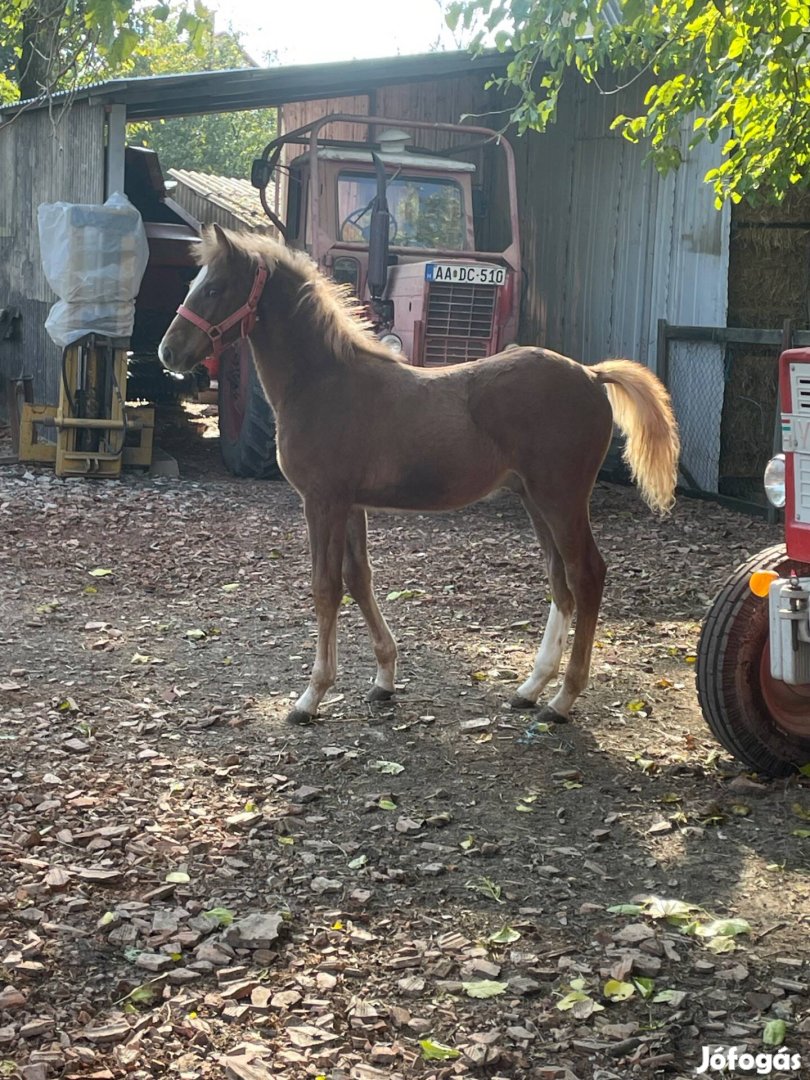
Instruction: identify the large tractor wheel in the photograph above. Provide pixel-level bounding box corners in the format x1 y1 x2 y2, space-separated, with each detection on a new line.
697 544 810 777
218 339 282 479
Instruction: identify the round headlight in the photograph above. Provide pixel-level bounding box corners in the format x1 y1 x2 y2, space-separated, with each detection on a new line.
380 333 403 354
764 453 786 508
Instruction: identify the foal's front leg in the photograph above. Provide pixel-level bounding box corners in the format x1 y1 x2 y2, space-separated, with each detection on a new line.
343 508 398 702
288 499 348 725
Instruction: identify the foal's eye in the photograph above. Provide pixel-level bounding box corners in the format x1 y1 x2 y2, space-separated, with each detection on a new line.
205 286 219 298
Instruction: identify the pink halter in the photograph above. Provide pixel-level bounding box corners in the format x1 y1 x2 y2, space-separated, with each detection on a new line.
176 261 268 360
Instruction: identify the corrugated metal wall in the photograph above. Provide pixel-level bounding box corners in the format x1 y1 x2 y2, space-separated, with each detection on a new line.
513 76 730 364
509 78 730 490
0 102 107 412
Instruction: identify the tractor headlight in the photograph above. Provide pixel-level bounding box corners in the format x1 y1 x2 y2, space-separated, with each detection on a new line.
764 453 786 508
380 333 403 354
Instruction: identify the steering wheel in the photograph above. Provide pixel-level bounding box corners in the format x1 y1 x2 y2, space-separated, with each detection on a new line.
339 206 399 243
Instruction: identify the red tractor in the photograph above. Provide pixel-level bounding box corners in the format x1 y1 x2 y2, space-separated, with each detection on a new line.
697 348 810 776
211 114 521 478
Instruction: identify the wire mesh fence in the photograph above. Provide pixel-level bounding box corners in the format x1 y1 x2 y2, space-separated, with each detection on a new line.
659 321 810 512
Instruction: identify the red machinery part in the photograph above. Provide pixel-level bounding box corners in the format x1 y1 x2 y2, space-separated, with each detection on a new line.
779 347 810 562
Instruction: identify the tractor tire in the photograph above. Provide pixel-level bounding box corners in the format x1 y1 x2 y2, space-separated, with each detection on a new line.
218 338 282 479
697 544 810 777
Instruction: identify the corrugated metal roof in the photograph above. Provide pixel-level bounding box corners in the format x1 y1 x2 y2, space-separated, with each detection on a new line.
2 50 509 122
168 169 269 229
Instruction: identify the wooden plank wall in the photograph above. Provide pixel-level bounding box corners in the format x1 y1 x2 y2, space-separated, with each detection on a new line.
0 102 106 415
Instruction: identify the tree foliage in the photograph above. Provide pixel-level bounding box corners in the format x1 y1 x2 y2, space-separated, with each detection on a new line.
0 0 211 103
446 0 810 204
120 17 275 179
0 2 275 179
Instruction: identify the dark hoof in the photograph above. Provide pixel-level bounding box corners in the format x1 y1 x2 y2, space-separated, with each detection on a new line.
367 685 394 704
286 708 316 725
537 705 569 725
510 693 537 711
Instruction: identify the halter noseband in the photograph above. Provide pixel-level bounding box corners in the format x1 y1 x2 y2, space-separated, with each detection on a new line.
176 261 268 360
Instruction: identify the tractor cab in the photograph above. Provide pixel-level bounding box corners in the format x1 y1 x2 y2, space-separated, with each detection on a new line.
252 114 520 363
211 113 521 478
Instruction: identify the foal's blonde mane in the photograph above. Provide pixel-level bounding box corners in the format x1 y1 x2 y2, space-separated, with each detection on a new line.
197 227 397 364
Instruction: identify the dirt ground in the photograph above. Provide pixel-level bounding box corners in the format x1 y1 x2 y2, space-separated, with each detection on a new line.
0 412 808 1080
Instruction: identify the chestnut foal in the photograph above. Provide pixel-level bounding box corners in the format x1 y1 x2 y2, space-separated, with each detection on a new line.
159 226 679 726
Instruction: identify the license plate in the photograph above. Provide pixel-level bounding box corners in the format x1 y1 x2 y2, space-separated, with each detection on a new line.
425 263 506 286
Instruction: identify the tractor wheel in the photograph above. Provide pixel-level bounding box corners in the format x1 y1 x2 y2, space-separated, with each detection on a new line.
218 338 282 479
697 544 810 776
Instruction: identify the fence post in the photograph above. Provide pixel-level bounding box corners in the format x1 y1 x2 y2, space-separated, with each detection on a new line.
656 318 669 388
767 319 793 524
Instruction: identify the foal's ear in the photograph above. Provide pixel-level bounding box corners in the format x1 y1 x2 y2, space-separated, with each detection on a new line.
211 223 237 256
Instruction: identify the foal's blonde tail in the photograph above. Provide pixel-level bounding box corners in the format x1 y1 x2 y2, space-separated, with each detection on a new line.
591 359 680 515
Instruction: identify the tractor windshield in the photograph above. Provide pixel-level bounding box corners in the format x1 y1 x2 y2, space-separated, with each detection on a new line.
337 170 467 250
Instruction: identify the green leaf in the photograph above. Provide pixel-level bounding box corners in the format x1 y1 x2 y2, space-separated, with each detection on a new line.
369 760 405 775
626 698 648 713
707 936 736 953
128 983 158 1005
107 26 141 66
644 897 698 922
462 979 509 998
420 1039 460 1061
165 871 190 884
221 583 240 592
378 798 397 811
763 1018 787 1046
652 988 687 1006
465 876 503 903
726 34 747 60
633 976 655 999
488 926 521 945
603 979 635 1001
89 567 113 577
607 903 644 915
556 989 604 1014
386 589 423 601
696 918 751 938
203 907 234 926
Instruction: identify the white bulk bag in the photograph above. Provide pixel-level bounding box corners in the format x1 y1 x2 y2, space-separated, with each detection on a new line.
38 192 149 347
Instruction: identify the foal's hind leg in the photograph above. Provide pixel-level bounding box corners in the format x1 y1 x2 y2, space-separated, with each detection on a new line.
343 508 398 703
511 498 574 714
289 499 348 724
537 508 606 723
